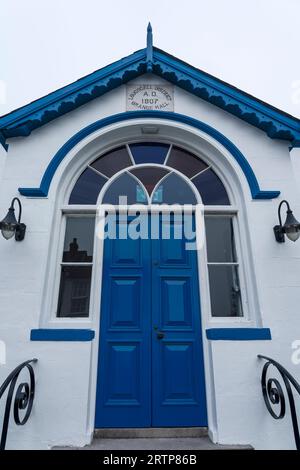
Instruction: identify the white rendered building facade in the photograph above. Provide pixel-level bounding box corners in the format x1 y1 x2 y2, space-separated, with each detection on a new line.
1 31 300 449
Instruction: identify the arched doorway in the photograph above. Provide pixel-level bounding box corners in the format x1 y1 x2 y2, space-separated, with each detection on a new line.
58 141 243 428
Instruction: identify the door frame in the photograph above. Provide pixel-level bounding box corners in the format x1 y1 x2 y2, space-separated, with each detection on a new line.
87 203 215 435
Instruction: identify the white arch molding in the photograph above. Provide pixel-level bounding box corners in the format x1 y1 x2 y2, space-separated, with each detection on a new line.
39 118 263 445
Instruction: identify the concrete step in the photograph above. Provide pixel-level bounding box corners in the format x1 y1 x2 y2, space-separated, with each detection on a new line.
56 436 252 450
94 427 208 439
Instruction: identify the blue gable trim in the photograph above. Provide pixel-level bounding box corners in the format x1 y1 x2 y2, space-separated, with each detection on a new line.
206 328 272 341
0 47 300 149
18 111 280 200
0 49 147 147
152 49 300 144
30 329 95 341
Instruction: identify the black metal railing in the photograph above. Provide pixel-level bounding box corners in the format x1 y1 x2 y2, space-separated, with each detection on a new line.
258 355 300 450
0 359 37 450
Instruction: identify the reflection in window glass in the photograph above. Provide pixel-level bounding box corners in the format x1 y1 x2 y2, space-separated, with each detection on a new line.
130 143 170 164
69 168 107 205
130 167 169 195
57 216 95 318
208 265 243 317
167 146 208 178
205 216 236 262
102 172 148 205
151 173 197 204
63 217 95 262
91 147 132 177
57 266 92 317
192 168 230 205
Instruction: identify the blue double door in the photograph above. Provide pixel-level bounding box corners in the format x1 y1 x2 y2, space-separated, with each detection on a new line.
95 215 207 428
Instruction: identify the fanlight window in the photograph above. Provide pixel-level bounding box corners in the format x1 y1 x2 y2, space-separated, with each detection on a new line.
69 143 230 205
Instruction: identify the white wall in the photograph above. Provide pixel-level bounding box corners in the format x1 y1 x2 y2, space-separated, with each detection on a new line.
1 74 300 450
0 144 6 188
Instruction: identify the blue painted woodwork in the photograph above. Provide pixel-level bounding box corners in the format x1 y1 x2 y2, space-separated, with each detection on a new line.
95 215 152 427
206 328 271 341
18 111 280 200
146 23 153 72
95 214 207 427
1 47 300 147
30 329 95 341
0 131 8 151
151 215 207 426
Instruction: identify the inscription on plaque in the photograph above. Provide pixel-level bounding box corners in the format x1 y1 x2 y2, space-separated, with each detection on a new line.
127 84 174 111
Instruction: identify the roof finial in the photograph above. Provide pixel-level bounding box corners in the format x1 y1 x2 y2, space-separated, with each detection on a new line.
146 22 153 72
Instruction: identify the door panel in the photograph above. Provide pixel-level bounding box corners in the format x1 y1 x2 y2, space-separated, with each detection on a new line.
159 238 189 267
95 217 151 427
111 237 142 266
104 341 142 405
161 341 198 403
95 214 207 428
108 277 141 329
161 277 193 328
151 216 207 426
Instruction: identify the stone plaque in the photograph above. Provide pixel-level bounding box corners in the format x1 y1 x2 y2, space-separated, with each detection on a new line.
127 84 174 111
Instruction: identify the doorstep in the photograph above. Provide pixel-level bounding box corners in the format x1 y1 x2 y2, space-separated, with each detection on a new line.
94 427 208 439
55 436 253 450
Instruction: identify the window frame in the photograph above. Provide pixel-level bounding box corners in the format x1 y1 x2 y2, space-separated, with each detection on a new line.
204 211 249 322
51 204 252 325
50 213 96 323
44 141 258 327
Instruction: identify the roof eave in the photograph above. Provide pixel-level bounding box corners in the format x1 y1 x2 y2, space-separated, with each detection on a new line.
1 46 300 149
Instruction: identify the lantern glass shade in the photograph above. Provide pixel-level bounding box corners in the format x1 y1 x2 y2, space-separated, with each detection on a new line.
283 210 300 242
0 208 18 240
1 226 15 240
285 230 300 242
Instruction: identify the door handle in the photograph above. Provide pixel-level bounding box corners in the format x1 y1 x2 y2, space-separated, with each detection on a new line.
156 331 165 340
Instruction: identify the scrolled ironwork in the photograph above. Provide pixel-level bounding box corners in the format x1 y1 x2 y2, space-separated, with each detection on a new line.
258 355 300 450
0 359 37 450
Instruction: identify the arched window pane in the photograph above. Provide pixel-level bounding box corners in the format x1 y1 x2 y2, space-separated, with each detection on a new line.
91 146 132 177
69 168 107 204
151 173 197 204
130 167 169 195
130 143 170 164
167 146 208 178
102 172 148 204
68 143 231 206
192 169 230 205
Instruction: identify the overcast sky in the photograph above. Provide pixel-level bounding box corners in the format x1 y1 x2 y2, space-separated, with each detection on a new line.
1 0 300 117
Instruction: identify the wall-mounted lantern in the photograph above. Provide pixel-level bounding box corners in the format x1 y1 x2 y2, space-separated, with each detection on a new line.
274 200 300 243
0 197 26 241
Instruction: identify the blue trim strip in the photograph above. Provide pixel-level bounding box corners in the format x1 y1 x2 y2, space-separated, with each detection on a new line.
18 111 280 200
206 328 272 341
30 329 95 341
